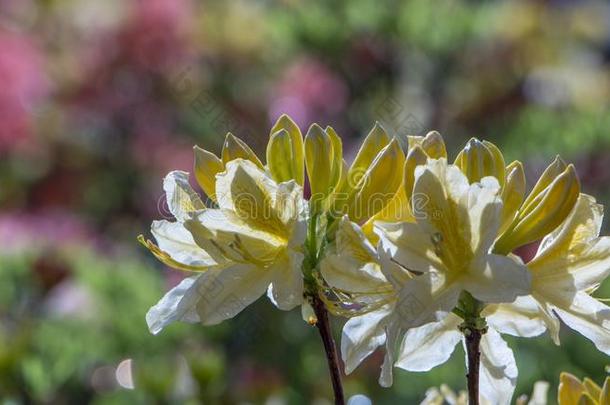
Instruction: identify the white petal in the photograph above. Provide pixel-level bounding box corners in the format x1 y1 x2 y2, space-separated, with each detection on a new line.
462 254 531 304
478 329 518 405
151 220 217 268
185 209 284 264
484 296 547 338
395 313 462 372
146 263 271 333
266 251 304 310
553 292 610 355
341 306 391 375
379 321 402 387
375 220 444 274
146 276 201 334
464 176 502 255
163 171 205 221
393 272 461 330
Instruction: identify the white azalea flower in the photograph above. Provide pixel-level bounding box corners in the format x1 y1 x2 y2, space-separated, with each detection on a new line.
140 159 307 334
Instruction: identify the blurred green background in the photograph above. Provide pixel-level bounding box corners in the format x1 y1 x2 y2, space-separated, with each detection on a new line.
1 0 610 403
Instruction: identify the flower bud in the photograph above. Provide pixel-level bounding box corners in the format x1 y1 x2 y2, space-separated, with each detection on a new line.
267 129 302 185
221 132 264 168
346 122 391 192
305 124 334 210
521 155 566 211
494 163 580 254
407 130 447 159
348 138 405 223
498 160 526 235
269 114 304 185
194 146 224 201
454 138 505 184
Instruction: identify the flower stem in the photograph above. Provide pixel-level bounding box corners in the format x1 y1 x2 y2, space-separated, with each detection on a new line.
311 295 345 405
457 292 486 405
464 326 482 405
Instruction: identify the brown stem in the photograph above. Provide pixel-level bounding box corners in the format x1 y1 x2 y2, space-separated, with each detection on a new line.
311 295 345 405
465 327 482 405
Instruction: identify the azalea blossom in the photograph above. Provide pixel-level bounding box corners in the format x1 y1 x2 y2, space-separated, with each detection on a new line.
140 158 307 333
486 193 610 355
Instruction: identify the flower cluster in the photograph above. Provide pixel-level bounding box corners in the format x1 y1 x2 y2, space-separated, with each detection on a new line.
140 115 610 404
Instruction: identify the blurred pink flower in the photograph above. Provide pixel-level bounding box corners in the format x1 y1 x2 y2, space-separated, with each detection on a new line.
121 0 194 72
0 211 93 254
0 31 48 153
269 57 348 128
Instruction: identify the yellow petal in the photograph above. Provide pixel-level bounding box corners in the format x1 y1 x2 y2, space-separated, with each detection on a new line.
215 159 293 241
583 378 602 399
482 140 506 185
577 393 598 405
194 146 224 202
499 160 526 235
348 138 405 223
600 377 610 404
305 124 334 210
221 132 264 168
558 372 585 405
269 114 304 185
326 126 344 193
361 183 413 243
403 145 429 201
495 164 580 254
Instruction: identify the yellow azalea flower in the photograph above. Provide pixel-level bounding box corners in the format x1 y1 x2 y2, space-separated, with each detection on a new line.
375 158 531 328
487 194 610 354
140 159 307 333
320 214 520 399
558 372 610 405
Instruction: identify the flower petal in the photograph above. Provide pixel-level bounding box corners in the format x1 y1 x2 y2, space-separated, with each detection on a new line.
215 159 298 241
341 305 391 375
530 194 610 291
374 220 443 274
185 209 284 264
461 254 530 304
266 251 304 310
150 220 218 269
478 328 518 405
553 291 610 355
146 276 201 334
392 272 461 330
163 171 205 221
484 296 547 338
395 313 462 372
150 263 271 331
